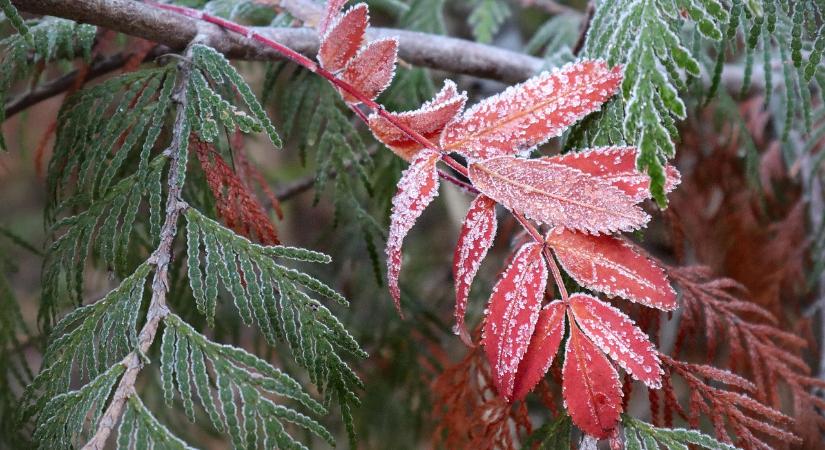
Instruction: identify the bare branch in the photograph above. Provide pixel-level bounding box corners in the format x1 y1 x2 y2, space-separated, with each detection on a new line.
14 0 543 84
4 45 168 120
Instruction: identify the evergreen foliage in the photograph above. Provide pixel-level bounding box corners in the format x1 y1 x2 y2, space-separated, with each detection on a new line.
2 0 825 448
0 15 96 150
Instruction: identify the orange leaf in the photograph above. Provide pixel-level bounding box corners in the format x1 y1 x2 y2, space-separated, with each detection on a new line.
441 60 622 160
568 293 662 388
548 146 681 203
368 80 466 160
482 242 547 401
386 149 441 313
318 4 368 72
546 228 677 310
512 300 566 401
340 38 398 103
452 194 497 345
563 316 623 439
469 156 649 234
318 0 348 35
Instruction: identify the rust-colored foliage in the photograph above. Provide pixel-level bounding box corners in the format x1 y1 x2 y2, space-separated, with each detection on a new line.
661 355 800 450
194 139 279 245
431 347 532 449
669 266 825 445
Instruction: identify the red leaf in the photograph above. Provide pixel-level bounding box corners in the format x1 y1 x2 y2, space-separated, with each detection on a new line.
318 0 348 35
469 156 649 234
441 60 622 161
340 38 398 103
568 293 662 388
386 149 441 313
482 242 547 401
368 80 466 160
563 316 623 439
548 146 681 202
512 300 566 401
546 228 677 310
318 4 368 72
452 194 497 345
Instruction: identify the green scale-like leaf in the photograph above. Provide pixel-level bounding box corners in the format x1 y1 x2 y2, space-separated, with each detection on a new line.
159 314 333 447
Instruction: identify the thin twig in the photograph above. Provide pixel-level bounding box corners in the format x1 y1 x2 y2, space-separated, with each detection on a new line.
571 1 594 56
3 45 168 120
81 54 194 450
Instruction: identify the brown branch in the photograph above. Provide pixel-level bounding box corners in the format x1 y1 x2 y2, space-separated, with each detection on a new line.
4 45 169 120
81 53 194 450
14 0 543 84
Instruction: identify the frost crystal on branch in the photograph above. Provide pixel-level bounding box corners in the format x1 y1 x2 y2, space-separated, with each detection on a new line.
469 156 649 233
441 60 622 160
386 149 441 312
481 242 547 400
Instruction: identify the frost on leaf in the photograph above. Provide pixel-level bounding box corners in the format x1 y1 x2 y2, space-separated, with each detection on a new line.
452 194 497 345
469 156 649 234
512 300 566 401
318 4 369 73
548 147 680 203
368 80 466 161
568 293 662 388
481 242 547 401
441 59 622 161
386 149 441 313
318 0 349 35
546 228 676 310
563 317 623 439
340 38 398 104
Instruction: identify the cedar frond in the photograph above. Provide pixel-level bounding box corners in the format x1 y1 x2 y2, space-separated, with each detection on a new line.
669 266 825 442
662 355 800 450
160 314 334 447
194 139 280 245
431 347 532 449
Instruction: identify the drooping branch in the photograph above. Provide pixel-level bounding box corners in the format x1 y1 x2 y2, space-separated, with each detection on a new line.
81 55 193 450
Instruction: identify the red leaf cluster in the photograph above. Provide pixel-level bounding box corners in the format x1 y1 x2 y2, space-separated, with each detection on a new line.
317 1 397 104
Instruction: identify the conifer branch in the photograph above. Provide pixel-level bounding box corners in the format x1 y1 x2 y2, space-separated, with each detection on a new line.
81 54 194 450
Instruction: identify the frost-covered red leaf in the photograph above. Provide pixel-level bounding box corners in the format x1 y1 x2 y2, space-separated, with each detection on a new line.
318 0 348 35
386 149 441 313
563 318 623 439
318 3 368 72
548 147 680 203
546 228 676 310
469 156 649 234
452 194 497 345
440 60 622 161
482 242 547 401
368 81 466 160
340 38 398 103
512 300 566 401
568 293 662 388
